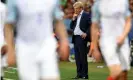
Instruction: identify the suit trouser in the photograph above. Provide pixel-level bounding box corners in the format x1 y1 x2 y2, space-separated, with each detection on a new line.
73 35 88 77
130 39 133 66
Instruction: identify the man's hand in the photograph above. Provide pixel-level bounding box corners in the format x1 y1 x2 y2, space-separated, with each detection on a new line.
81 33 87 39
59 40 70 61
117 36 125 47
72 13 78 20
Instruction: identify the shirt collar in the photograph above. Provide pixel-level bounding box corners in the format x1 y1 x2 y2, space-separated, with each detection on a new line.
80 10 84 15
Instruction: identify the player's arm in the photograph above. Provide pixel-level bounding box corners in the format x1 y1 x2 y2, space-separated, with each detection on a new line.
91 1 100 50
117 17 131 46
55 20 69 61
91 1 101 61
91 22 101 61
117 3 132 46
4 0 17 66
91 23 99 49
4 24 15 66
54 1 69 61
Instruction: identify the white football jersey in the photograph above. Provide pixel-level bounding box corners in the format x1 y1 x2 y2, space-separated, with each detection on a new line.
0 2 6 46
6 0 63 44
92 0 131 39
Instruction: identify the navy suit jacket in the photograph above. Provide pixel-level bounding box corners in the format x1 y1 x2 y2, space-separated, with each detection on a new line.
128 19 133 41
70 11 91 43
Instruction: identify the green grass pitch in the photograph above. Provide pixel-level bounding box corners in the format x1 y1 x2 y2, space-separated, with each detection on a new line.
3 62 133 80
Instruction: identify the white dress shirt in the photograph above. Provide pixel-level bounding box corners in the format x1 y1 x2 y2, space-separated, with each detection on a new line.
74 10 84 35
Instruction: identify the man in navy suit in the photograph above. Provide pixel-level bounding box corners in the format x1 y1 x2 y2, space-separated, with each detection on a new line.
70 1 91 79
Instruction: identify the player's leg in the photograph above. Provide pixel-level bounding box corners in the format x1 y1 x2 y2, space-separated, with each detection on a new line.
37 37 60 80
119 71 128 80
40 56 60 80
107 65 122 80
100 41 122 80
16 41 40 80
118 42 130 80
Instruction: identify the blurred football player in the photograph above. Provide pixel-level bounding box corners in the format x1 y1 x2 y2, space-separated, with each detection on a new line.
5 0 69 80
91 0 131 80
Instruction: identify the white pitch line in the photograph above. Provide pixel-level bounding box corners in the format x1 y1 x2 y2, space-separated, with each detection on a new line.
3 78 14 80
4 71 15 74
7 67 17 70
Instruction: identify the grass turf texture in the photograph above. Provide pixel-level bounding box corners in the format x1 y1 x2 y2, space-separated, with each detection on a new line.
3 62 133 80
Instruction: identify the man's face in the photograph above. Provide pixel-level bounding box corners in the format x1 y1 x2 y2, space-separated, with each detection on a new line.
74 7 82 14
